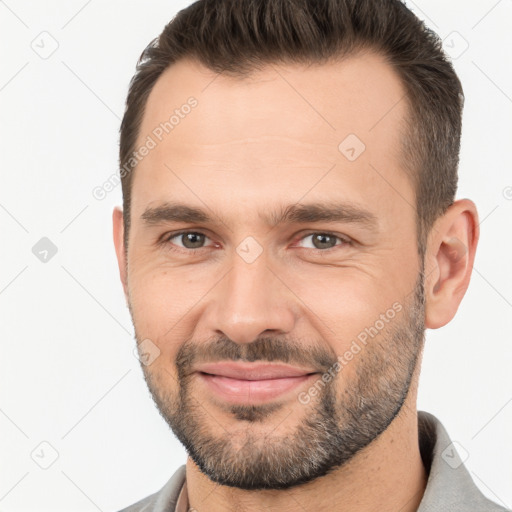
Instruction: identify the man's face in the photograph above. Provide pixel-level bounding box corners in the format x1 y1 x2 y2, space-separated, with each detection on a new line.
120 52 426 489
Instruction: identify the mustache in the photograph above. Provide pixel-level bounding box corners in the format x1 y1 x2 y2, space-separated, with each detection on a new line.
175 336 338 377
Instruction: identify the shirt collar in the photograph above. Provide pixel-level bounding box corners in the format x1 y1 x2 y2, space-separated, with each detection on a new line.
172 411 508 511
416 410 507 511
175 479 189 512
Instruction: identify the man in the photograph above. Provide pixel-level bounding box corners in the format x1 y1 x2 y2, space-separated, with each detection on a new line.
112 0 509 510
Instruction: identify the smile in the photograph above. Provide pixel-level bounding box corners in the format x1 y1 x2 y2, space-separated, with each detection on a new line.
195 362 319 404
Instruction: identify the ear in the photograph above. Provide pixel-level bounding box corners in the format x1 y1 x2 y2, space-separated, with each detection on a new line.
424 199 479 329
112 206 129 302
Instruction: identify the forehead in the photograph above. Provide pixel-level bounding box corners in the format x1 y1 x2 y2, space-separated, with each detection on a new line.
131 52 412 224
140 51 408 145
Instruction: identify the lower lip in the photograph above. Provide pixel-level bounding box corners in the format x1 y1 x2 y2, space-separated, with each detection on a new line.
197 372 317 404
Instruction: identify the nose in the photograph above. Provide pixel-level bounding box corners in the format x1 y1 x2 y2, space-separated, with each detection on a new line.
200 254 297 345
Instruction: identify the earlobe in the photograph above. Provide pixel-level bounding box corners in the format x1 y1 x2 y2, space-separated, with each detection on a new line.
424 199 479 329
112 206 129 301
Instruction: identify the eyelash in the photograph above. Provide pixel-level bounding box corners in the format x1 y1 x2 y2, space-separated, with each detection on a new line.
159 230 351 254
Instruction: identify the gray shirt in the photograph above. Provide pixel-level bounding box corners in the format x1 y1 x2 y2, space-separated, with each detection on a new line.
117 411 510 511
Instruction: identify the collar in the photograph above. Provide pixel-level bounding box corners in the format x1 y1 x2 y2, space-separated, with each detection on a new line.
416 410 508 511
167 411 509 511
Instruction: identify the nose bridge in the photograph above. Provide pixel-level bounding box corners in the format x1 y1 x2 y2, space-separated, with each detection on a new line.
204 252 296 344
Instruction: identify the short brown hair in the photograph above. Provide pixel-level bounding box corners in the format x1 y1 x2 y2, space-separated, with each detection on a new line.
119 0 463 257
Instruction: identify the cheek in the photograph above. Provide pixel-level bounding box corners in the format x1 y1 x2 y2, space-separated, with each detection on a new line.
128 265 215 344
285 266 405 351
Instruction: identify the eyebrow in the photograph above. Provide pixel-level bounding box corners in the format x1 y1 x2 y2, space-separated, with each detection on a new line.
141 201 378 231
266 202 378 230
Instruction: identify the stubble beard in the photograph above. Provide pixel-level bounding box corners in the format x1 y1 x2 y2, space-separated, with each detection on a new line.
133 273 425 490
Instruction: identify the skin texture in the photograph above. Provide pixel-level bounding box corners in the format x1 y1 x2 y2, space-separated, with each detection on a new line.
113 51 479 511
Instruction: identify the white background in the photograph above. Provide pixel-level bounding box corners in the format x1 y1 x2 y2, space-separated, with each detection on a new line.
0 0 511 510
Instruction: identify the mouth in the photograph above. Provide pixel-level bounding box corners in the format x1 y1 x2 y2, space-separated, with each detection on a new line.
195 362 319 404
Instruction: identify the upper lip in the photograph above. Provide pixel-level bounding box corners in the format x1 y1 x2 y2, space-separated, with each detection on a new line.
195 362 318 380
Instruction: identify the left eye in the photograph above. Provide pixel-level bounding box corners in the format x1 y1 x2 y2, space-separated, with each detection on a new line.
166 232 214 249
296 233 346 250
